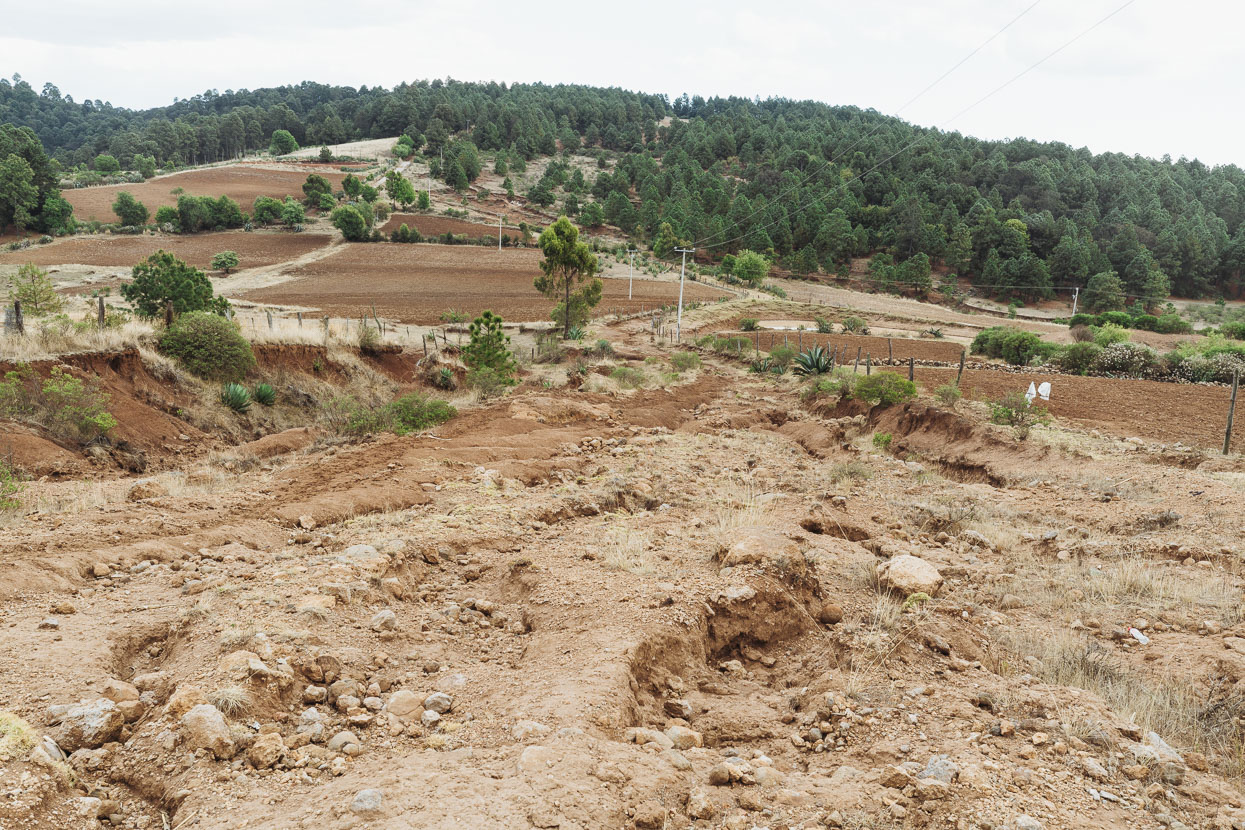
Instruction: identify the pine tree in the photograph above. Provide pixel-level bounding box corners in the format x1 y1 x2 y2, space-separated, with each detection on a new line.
463 311 517 385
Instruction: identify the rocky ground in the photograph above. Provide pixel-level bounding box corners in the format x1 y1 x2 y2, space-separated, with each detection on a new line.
2 305 1245 830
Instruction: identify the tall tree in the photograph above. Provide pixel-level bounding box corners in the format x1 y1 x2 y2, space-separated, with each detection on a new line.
535 216 601 338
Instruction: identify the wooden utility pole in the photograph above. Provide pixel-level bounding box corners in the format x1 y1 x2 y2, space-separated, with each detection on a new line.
1226 370 1240 455
888 339 893 363
13 301 23 335
956 351 966 387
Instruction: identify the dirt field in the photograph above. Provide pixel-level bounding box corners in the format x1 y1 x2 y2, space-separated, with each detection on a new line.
0 231 333 271
379 212 501 238
239 243 728 324
733 330 967 363
63 166 347 222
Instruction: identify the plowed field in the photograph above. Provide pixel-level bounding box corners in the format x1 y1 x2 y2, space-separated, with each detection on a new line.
734 330 966 362
240 243 728 324
63 166 346 222
0 232 332 270
379 213 500 238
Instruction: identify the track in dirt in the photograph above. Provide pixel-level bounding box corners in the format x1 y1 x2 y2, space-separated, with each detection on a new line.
0 232 333 271
240 242 729 324
62 166 347 222
916 366 1242 451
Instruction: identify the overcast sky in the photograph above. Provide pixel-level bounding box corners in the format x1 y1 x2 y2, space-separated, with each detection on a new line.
4 0 1242 167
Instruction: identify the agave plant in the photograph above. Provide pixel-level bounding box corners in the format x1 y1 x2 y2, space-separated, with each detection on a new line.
252 383 276 406
793 345 832 376
434 367 456 390
566 326 587 341
220 383 252 413
749 357 772 374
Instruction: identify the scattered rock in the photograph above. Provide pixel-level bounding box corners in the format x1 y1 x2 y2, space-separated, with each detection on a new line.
54 699 124 752
101 679 139 704
687 787 716 820
663 699 693 720
126 479 167 501
1013 816 1043 830
327 730 361 753
180 704 236 760
1081 757 1110 782
632 801 666 829
817 603 843 624
350 789 384 817
423 692 453 714
386 690 421 722
665 725 702 750
164 684 208 718
369 610 397 631
717 526 806 576
877 554 943 596
247 733 285 769
708 763 734 786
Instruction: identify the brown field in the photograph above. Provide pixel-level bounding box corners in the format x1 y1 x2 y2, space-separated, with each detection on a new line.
240 242 728 324
735 329 967 362
62 166 347 222
379 212 500 238
0 231 332 270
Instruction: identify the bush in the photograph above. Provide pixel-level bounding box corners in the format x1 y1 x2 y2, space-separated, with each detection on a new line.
220 383 252 413
0 365 118 443
1092 323 1130 347
1070 325 1094 342
1097 311 1133 328
989 392 1048 439
610 367 645 388
814 316 833 334
158 312 256 381
872 432 893 451
971 326 1008 357
1068 313 1098 328
1222 322 1245 341
358 324 381 355
1091 342 1157 376
769 345 797 368
1154 314 1192 334
385 393 456 434
739 318 758 331
841 316 868 334
854 372 917 406
670 351 701 371
999 330 1043 365
934 383 962 406
0 456 21 510
122 251 229 317
1050 341 1102 374
211 251 239 274
465 367 511 399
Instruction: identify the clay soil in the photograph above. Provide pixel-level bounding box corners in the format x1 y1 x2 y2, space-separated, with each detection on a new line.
240 243 728 324
379 213 500 238
0 231 333 271
63 166 347 222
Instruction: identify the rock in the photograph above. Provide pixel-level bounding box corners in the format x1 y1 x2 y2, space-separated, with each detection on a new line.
708 763 734 786
663 699 693 720
54 699 124 752
687 787 716 820
818 603 843 624
962 530 991 549
101 679 140 704
633 801 666 829
248 732 285 769
350 789 384 817
132 672 171 698
327 730 360 753
877 554 943 596
91 563 112 578
50 601 76 615
126 479 167 501
662 749 692 771
164 684 208 718
37 618 60 630
386 690 421 722
999 593 1024 609
879 765 912 788
303 685 327 704
717 526 806 576
369 610 397 631
1143 731 1183 764
665 725 702 750
181 704 235 759
512 720 550 741
421 710 441 728
423 692 453 714
627 727 673 750
754 766 785 787
915 778 949 800
116 700 146 722
919 755 958 784
74 797 103 818
1081 757 1110 781
298 515 316 530
1013 816 1043 830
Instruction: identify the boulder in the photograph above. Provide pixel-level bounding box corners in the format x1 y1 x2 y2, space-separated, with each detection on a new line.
54 699 124 752
717 527 806 576
247 732 285 769
877 555 943 596
164 684 208 718
180 704 236 759
385 690 421 723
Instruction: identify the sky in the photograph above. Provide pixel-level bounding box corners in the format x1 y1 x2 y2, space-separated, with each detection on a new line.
4 0 1243 167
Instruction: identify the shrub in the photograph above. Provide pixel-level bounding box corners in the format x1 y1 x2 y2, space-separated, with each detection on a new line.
220 383 252 413
769 345 797 368
385 393 456 434
815 317 833 334
934 383 962 406
0 456 21 511
971 326 1008 357
1068 313 1098 328
158 312 255 381
1092 323 1130 347
5 263 65 316
1154 314 1192 334
670 351 701 372
1097 310 1133 328
463 311 517 385
432 367 456 390
1070 325 1094 342
854 372 917 406
1222 322 1245 341
122 251 229 317
841 316 868 334
872 432 893 451
0 366 118 443
211 251 239 274
610 367 645 388
252 383 276 406
739 318 759 331
466 367 511 399
1051 341 1102 374
989 392 1048 439
1092 342 1157 376
358 324 381 355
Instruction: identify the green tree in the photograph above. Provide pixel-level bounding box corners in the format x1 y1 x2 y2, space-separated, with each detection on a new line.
1084 270 1126 313
385 172 415 208
733 249 769 287
652 221 678 259
1140 263 1171 311
331 205 368 241
302 173 333 205
270 130 299 155
5 263 64 316
211 251 240 274
120 250 229 318
93 154 120 173
417 190 431 211
344 174 363 200
462 310 517 383
0 154 38 232
535 216 602 338
134 154 157 179
281 198 305 228
252 195 283 225
112 191 149 226
580 201 605 227
446 160 468 191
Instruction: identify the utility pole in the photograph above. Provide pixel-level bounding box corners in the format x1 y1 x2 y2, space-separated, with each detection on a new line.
674 247 694 343
627 248 638 301
1072 286 1079 316
498 214 504 251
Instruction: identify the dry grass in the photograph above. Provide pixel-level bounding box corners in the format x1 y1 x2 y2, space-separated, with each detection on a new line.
0 712 36 761
710 480 776 542
210 685 252 717
0 318 153 361
601 525 656 575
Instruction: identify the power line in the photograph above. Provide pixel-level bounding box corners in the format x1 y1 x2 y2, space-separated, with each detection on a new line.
697 0 1139 254
693 0 1044 249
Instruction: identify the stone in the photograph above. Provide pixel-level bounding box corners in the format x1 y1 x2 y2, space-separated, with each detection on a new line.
919 755 958 784
663 699 693 720
708 763 734 786
101 679 140 704
164 684 208 718
1081 757 1110 781
180 704 235 759
370 610 397 631
421 709 441 728
248 733 285 769
877 555 943 596
303 685 327 704
423 692 453 714
512 720 550 741
54 699 124 752
126 480 167 501
116 700 146 722
627 727 673 750
632 801 666 829
37 618 60 630
754 766 785 787
717 526 806 576
818 603 843 624
665 725 702 750
1013 816 1043 830
879 765 912 788
915 778 950 800
91 563 112 578
327 730 360 752
350 789 384 817
687 787 716 820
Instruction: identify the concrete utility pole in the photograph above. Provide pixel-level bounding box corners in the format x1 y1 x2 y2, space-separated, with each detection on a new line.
1072 286 1080 316
626 248 639 301
499 214 504 251
674 247 695 343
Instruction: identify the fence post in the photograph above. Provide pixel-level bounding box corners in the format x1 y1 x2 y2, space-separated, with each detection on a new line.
956 351 966 387
866 354 871 375
266 310 273 330
13 301 23 336
798 330 803 351
853 347 860 374
1226 370 1240 455
97 296 105 328
888 338 893 363
164 301 174 328
297 311 303 327
908 356 915 382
